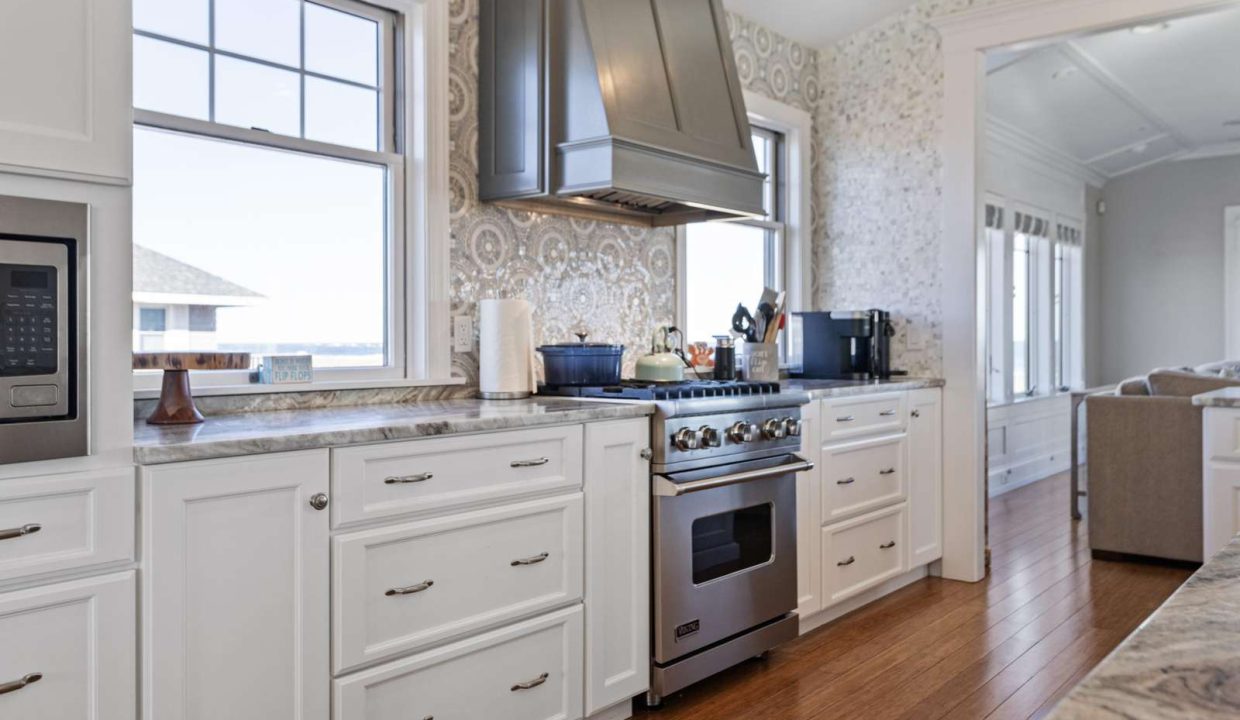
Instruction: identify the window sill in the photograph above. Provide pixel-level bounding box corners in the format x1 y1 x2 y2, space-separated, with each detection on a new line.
988 390 1075 409
133 375 468 401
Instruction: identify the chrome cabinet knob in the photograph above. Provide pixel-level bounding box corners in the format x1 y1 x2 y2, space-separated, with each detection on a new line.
727 421 759 443
782 417 802 437
761 418 787 440
673 427 701 451
309 493 329 511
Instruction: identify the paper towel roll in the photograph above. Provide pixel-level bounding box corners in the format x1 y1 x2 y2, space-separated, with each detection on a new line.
479 299 536 399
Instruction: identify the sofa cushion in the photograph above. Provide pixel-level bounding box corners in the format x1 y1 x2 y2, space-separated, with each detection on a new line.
1147 369 1240 397
1115 376 1151 395
1196 361 1240 378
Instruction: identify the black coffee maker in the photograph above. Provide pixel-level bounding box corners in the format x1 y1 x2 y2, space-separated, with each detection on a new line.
791 309 897 380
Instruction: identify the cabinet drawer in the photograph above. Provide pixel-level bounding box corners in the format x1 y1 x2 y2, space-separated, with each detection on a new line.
822 504 907 606
333 494 584 673
821 434 906 523
0 571 136 719
822 393 906 441
334 605 583 720
331 425 583 527
0 467 134 584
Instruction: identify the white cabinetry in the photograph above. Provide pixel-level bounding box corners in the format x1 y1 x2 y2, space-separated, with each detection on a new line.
141 451 331 720
583 419 650 716
1203 407 1240 558
908 389 943 567
0 571 136 720
0 0 131 182
799 388 943 630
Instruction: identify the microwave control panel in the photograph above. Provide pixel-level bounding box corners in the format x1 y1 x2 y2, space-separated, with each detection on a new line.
1 263 59 377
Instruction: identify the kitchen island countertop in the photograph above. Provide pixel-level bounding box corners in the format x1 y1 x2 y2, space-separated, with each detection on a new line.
1049 536 1240 719
134 397 655 465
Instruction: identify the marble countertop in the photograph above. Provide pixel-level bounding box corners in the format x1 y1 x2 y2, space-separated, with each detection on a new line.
784 377 945 399
1193 387 1240 408
134 397 655 464
1050 537 1240 719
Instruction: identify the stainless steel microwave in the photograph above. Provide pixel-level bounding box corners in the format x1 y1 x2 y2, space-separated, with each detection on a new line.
0 195 89 464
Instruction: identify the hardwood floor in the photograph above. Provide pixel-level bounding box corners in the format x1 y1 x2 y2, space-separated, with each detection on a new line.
635 472 1193 720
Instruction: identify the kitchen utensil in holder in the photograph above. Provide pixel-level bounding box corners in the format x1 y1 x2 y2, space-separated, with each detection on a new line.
742 342 779 382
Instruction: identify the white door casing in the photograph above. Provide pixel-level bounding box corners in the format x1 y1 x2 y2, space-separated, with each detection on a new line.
1225 206 1240 358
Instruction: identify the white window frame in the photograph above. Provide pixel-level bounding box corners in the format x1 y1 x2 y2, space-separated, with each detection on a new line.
986 196 1085 406
675 91 813 358
131 0 451 397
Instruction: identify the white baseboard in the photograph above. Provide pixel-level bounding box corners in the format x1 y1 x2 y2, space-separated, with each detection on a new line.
989 451 1070 497
589 700 635 720
798 564 931 635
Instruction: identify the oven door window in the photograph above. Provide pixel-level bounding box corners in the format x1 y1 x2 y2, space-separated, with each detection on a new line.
691 503 774 584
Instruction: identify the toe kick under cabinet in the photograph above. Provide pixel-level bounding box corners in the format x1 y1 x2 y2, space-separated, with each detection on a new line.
797 388 943 624
140 417 651 720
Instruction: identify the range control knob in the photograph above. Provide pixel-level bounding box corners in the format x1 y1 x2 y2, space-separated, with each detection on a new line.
782 417 802 437
672 427 701 451
761 418 788 440
699 426 722 448
727 421 759 444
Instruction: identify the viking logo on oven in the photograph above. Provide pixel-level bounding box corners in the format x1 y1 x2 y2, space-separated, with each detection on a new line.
675 619 700 641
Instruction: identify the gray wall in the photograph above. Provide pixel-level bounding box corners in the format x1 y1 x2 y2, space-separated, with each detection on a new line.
1085 185 1105 387
1099 155 1240 382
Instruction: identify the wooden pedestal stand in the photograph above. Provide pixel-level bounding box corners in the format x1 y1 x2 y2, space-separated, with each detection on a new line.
133 352 252 425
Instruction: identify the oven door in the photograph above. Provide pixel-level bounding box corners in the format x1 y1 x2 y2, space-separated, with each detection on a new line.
652 454 811 664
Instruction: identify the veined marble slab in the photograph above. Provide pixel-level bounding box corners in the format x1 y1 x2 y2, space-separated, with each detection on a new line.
1050 537 1240 719
784 377 945 399
134 398 654 465
1193 387 1240 408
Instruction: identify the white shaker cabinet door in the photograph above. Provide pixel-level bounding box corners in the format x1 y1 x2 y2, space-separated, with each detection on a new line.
0 0 131 182
142 450 331 720
583 418 650 716
907 388 943 567
796 399 822 619
0 571 136 720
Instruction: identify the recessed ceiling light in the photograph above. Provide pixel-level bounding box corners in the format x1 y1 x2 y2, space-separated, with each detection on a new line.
1051 67 1079 80
1130 22 1170 35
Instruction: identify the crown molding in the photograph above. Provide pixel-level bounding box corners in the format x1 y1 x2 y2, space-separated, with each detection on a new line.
986 115 1109 187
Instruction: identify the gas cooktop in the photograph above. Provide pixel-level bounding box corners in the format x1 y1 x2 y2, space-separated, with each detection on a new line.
538 379 781 401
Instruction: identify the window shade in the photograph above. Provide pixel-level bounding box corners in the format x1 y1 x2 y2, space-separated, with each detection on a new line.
1014 211 1050 237
1056 223 1082 246
985 204 1005 230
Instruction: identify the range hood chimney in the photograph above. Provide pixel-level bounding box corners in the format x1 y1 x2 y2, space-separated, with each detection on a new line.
478 0 765 227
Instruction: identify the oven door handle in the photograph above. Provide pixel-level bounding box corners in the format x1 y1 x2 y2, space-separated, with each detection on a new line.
654 455 815 496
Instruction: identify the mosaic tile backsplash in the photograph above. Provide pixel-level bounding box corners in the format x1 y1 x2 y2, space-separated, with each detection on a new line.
447 1 822 382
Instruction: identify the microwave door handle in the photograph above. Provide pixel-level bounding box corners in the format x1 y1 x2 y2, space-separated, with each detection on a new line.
654 456 815 497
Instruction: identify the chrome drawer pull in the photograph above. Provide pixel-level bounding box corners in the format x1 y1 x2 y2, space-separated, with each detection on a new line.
0 672 42 696
880 541 897 550
385 473 433 485
879 468 896 475
879 410 897 417
836 415 856 423
0 523 41 541
511 552 549 566
510 457 550 468
837 556 856 567
385 580 434 596
836 477 856 485
511 672 549 692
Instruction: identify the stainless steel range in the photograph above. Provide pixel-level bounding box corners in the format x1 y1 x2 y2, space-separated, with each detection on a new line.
540 380 813 705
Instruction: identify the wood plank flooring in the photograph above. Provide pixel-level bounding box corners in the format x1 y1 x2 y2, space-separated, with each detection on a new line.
635 472 1193 720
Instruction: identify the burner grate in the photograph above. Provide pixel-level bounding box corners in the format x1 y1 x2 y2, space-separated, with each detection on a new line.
538 380 781 401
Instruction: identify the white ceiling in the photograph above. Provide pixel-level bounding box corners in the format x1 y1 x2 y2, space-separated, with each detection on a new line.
723 0 918 48
986 7 1240 181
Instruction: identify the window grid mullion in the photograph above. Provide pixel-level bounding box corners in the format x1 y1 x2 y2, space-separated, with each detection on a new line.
207 0 216 122
299 0 307 140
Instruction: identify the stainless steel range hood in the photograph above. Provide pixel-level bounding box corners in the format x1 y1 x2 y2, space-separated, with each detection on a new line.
478 0 765 227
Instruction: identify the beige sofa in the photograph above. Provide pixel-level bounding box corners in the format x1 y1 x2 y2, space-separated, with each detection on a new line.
1086 363 1240 564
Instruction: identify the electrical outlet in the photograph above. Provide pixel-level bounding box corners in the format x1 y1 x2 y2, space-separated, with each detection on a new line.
453 315 473 353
